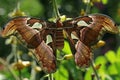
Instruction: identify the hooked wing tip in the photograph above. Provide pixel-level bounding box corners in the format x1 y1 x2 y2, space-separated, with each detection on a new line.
1 24 16 37
1 17 29 37
89 13 119 34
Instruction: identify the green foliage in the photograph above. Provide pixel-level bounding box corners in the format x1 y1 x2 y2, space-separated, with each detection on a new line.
54 64 69 80
85 47 120 80
1 67 30 80
102 0 108 4
62 40 72 55
54 59 84 80
20 0 44 16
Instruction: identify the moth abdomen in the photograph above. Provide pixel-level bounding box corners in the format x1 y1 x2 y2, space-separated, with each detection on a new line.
54 29 64 50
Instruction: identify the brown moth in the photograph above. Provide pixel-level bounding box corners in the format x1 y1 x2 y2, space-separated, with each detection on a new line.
2 14 119 73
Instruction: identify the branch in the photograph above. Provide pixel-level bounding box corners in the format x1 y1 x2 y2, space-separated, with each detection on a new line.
0 58 20 80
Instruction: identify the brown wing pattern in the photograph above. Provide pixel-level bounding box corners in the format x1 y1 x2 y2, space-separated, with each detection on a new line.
1 14 119 72
73 14 119 67
2 17 56 73
35 41 56 73
2 17 43 48
75 40 92 67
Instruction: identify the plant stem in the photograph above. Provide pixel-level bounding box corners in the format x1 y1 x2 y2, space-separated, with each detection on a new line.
48 74 53 80
10 36 23 80
0 58 20 80
30 61 37 80
52 0 60 19
16 2 20 10
85 0 91 15
6 51 14 63
91 60 100 80
18 70 22 80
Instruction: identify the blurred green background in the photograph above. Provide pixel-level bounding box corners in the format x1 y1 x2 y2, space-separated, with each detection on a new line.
0 0 120 80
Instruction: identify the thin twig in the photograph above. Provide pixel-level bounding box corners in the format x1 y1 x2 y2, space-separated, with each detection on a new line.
6 51 14 63
30 60 37 80
90 60 100 80
11 37 22 80
16 2 20 11
48 74 54 80
85 0 91 15
0 58 20 80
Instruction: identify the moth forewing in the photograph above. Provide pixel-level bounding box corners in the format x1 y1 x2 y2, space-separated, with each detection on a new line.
74 16 92 24
102 22 119 34
2 20 16 37
77 20 89 27
89 14 119 34
31 22 43 29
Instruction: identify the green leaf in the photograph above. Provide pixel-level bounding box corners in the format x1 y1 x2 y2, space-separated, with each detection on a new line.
62 40 72 54
102 0 108 4
21 0 44 16
21 68 30 78
108 64 118 75
95 56 107 65
64 60 83 80
84 68 92 80
54 65 68 80
116 47 120 59
105 50 117 63
115 62 120 74
95 56 108 76
115 77 120 80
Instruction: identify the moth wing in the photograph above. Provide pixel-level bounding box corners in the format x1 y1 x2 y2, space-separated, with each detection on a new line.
2 17 47 48
75 40 92 67
35 41 56 73
89 14 119 34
